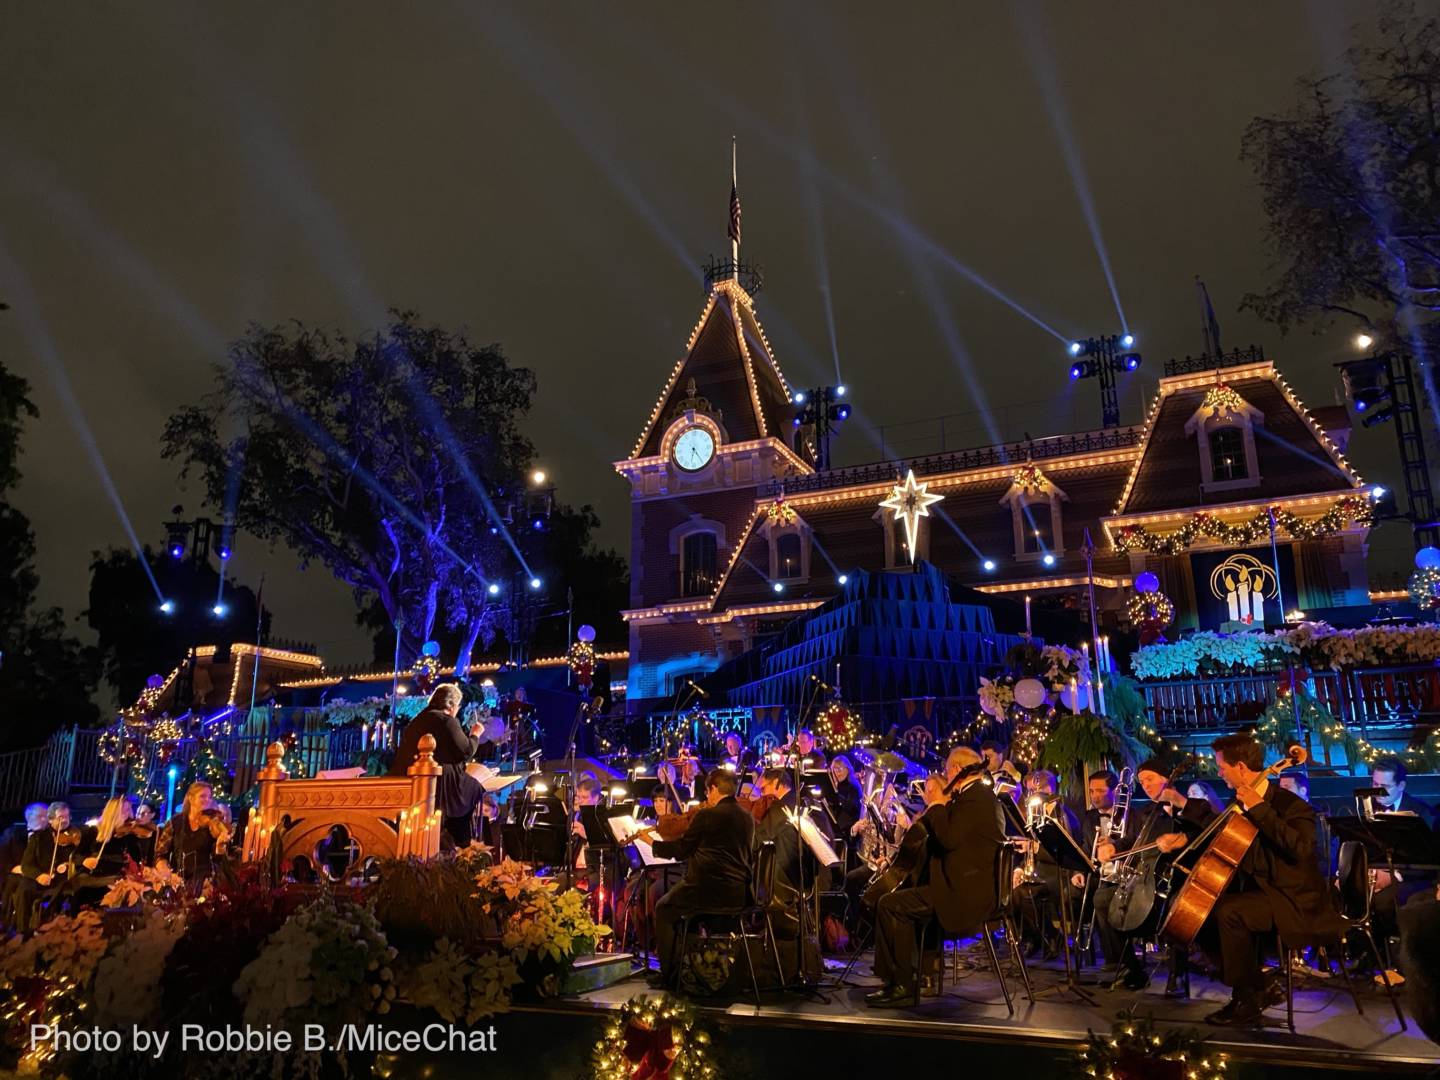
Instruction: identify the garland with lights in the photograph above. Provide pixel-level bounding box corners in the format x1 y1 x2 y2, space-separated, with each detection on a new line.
590 992 717 1080
765 497 798 525
1201 380 1247 418
568 640 596 692
149 717 183 743
1408 566 1440 610
1011 462 1050 493
1068 1010 1226 1080
1124 589 1175 646
816 701 862 753
1113 496 1373 556
97 727 145 767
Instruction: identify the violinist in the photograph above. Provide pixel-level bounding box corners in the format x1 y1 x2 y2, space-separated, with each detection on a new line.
720 733 754 775
783 729 826 771
1200 734 1339 1027
655 761 692 806
15 803 82 931
155 781 232 888
1093 758 1212 993
639 768 754 989
866 747 1004 1008
82 796 157 874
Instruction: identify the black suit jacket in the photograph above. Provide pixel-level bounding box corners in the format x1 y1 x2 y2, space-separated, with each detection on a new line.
1391 792 1439 831
921 780 1006 934
1237 784 1341 938
754 792 801 889
653 796 754 907
392 705 481 818
0 823 29 874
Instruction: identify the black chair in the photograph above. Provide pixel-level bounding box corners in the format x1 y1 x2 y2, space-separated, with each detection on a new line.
930 843 1033 1014
672 841 785 1006
1333 839 1407 1031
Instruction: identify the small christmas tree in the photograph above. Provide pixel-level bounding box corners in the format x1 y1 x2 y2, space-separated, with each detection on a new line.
181 739 236 809
279 732 310 779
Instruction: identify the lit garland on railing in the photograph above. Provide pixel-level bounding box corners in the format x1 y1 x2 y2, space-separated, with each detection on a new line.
1408 567 1440 611
150 717 183 742
1113 496 1373 555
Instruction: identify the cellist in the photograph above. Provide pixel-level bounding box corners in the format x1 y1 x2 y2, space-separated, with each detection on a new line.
1199 733 1340 1027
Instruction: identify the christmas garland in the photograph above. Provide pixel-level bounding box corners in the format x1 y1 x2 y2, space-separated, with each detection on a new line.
1113 495 1372 555
1408 566 1440 610
1069 1011 1225 1080
591 993 716 1080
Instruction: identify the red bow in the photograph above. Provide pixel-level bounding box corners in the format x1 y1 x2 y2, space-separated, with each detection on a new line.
622 1019 676 1080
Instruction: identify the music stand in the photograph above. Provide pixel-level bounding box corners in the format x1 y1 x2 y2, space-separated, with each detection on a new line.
1027 816 1098 1005
1329 814 1440 880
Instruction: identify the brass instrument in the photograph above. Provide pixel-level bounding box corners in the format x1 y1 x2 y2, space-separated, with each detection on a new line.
1018 795 1046 884
1098 767 1133 884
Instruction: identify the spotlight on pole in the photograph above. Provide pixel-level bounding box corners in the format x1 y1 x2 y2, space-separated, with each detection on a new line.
982 558 997 572
528 576 542 591
1042 553 1057 567
1062 334 1144 428
835 384 847 397
837 574 849 585
793 391 806 404
159 599 176 615
1068 341 1083 357
211 603 228 617
487 582 501 596
771 581 785 594
1120 333 1136 349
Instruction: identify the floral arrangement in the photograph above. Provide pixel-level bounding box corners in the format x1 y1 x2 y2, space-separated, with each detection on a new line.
1131 621 1440 680
977 678 1015 718
100 859 187 908
474 858 611 970
591 992 717 1080
399 938 520 1025
233 896 397 1028
320 695 426 729
0 909 109 1068
92 908 186 1026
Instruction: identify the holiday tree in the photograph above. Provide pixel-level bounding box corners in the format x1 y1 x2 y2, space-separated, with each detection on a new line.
180 739 236 810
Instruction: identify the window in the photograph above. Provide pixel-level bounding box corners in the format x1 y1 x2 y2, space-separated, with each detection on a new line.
775 534 803 579
1020 508 1053 554
1210 427 1247 482
679 532 717 597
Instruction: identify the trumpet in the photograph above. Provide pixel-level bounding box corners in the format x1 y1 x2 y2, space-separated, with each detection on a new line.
1018 794 1046 884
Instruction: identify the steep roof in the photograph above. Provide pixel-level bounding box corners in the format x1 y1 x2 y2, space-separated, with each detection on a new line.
630 279 796 460
1111 362 1362 517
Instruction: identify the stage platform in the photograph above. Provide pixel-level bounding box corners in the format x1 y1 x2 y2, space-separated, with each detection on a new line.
543 949 1440 1078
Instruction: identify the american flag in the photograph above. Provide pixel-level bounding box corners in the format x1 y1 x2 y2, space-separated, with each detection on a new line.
728 182 742 246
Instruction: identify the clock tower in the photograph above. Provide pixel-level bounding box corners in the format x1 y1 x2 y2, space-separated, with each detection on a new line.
615 262 811 702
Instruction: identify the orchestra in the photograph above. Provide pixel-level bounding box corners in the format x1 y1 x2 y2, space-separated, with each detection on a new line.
2 673 1435 1040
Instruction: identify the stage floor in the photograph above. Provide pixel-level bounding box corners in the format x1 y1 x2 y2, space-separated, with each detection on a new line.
557 948 1440 1075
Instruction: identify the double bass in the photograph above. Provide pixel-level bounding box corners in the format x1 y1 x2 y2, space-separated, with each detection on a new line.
1159 744 1307 946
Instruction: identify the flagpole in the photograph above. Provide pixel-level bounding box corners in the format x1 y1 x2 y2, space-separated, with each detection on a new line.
730 136 739 279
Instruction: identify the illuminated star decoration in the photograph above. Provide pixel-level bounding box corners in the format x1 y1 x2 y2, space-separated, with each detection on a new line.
880 469 944 563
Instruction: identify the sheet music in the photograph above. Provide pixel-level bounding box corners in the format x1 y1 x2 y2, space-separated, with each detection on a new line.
608 814 678 865
786 808 841 867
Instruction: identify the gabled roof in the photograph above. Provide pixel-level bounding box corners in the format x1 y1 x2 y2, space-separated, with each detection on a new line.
1111 361 1362 517
629 278 797 461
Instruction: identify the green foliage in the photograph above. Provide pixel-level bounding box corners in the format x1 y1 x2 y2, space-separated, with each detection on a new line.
1039 710 1146 802
368 848 496 953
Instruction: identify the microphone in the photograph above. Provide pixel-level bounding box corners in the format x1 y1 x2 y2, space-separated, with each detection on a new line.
685 679 710 699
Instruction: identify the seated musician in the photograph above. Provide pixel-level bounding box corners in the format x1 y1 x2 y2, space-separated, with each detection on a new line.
14 803 80 932
64 796 157 905
1079 770 1119 856
0 804 48 930
639 767 755 989
1202 733 1340 1026
1366 756 1438 958
752 768 802 891
785 729 826 771
826 756 863 849
1010 769 1081 959
571 776 604 889
655 761 692 806
981 740 1023 794
155 782 232 889
720 733 754 775
866 746 1004 1007
1092 759 1212 993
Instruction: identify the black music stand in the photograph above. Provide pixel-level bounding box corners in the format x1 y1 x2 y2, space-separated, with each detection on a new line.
1027 816 1099 1004
1329 814 1440 881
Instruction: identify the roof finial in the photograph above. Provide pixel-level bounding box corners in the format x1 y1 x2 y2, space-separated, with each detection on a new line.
728 136 741 281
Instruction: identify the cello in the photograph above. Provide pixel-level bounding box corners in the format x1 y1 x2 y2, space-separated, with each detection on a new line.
1159 743 1307 946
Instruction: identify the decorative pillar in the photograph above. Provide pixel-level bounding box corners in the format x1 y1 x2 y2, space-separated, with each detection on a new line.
402 733 442 860
243 740 287 862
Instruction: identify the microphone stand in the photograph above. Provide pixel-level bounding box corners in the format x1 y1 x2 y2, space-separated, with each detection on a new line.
784 676 831 998
562 697 590 889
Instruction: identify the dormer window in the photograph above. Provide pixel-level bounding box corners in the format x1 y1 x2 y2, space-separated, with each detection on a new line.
763 498 811 582
1000 464 1067 562
680 532 717 597
1185 382 1264 495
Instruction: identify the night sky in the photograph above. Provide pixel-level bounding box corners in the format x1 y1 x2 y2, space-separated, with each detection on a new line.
0 2 1405 677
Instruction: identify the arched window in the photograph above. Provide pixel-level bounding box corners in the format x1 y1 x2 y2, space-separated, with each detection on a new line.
775 533 803 579
1210 427 1247 482
679 532 718 597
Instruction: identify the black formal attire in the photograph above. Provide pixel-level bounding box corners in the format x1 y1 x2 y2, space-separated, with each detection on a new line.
393 705 482 846
0 825 41 930
754 791 801 890
1210 783 1341 999
873 780 1005 994
1371 792 1438 941
155 813 226 887
827 779 862 856
0 823 29 875
15 828 80 932
1093 798 1214 974
650 796 755 977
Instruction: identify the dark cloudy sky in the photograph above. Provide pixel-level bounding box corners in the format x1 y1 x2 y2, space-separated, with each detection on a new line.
0 1 1406 674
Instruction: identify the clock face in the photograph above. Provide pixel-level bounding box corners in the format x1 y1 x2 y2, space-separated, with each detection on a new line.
673 426 716 472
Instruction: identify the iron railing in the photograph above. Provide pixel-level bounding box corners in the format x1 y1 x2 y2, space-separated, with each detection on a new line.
1161 345 1266 377
763 427 1145 498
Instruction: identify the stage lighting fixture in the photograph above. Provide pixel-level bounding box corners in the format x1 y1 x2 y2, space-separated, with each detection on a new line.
1121 333 1136 349
1339 359 1389 415
531 514 546 531
835 404 851 420
982 559 997 572
1362 405 1396 428
528 577 542 590
837 574 849 585
1355 333 1374 351
793 391 806 404
1372 485 1386 499
771 581 785 594
212 603 228 617
793 416 802 427
1122 354 1141 370
169 542 184 560
159 599 176 615
836 385 847 397
1069 364 1083 380
1042 553 1056 567
217 544 232 560
488 523 500 535
487 582 501 596
1068 341 1083 357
